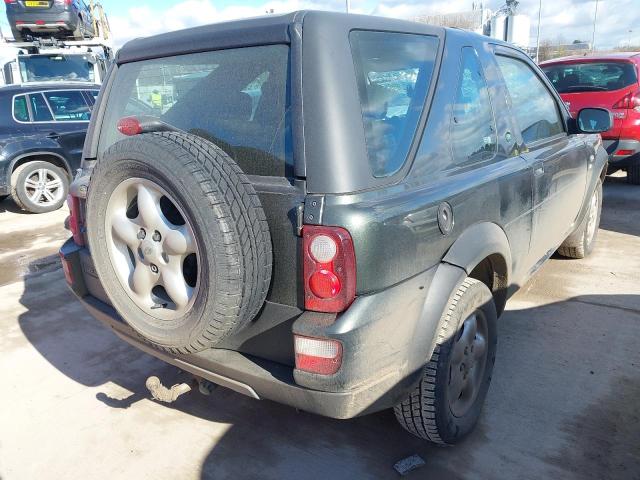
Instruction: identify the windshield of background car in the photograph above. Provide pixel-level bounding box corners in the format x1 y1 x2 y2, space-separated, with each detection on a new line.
541 61 638 93
350 31 438 177
19 55 95 82
98 45 292 178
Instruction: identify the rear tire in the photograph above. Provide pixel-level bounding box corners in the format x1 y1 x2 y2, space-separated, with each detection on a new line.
73 17 86 40
11 161 68 213
558 179 602 259
86 132 272 354
394 278 497 445
628 165 640 185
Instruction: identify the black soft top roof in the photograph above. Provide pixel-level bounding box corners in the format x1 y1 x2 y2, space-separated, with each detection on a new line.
116 10 450 65
116 11 304 64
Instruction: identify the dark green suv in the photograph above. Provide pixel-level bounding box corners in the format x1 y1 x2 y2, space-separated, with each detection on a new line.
60 11 611 445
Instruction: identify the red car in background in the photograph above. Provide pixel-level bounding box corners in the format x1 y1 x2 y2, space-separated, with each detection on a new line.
541 53 640 184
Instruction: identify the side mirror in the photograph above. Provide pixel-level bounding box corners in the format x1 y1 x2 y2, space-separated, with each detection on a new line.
577 108 613 134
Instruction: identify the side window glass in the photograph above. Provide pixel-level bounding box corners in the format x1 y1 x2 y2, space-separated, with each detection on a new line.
496 55 564 144
451 47 497 165
13 95 29 122
43 90 91 121
30 93 54 122
350 31 439 177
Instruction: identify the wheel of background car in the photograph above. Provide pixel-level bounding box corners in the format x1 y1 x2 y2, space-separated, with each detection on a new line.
86 132 273 354
558 179 602 259
11 161 68 214
628 165 640 185
394 277 497 445
73 17 85 40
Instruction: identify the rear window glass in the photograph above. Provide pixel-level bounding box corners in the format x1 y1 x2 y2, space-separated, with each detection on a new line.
542 61 638 93
98 45 292 177
350 31 438 177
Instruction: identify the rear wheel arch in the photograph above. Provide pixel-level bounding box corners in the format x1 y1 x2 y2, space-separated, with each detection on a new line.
443 222 511 316
10 153 72 184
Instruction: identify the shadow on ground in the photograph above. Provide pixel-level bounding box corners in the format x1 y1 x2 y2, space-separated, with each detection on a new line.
601 175 640 236
16 261 640 480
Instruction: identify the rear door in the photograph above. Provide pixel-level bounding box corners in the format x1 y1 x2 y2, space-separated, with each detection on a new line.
93 44 303 365
30 90 91 170
494 49 588 268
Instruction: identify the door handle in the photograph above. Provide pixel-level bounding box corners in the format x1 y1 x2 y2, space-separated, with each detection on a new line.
47 132 60 139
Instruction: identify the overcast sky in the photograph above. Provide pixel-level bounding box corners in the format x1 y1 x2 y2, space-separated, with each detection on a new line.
2 0 637 51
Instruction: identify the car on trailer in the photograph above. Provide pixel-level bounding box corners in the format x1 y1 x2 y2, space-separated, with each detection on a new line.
5 0 96 42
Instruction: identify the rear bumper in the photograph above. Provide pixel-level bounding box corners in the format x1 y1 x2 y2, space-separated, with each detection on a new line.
603 139 640 169
8 10 75 31
60 238 436 419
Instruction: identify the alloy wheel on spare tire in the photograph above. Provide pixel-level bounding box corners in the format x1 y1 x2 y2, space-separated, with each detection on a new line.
11 161 68 213
86 132 272 354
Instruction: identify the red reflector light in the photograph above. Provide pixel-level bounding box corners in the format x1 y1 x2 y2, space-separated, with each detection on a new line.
35 20 45 25
294 335 343 375
67 194 85 246
60 252 74 285
65 0 72 4
117 116 142 136
303 225 356 313
4 0 17 4
613 88 640 110
615 149 634 156
15 20 24 24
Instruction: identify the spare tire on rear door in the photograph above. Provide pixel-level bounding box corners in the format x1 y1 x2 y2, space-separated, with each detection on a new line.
86 132 273 354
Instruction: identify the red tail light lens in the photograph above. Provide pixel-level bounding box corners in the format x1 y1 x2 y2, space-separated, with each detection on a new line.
614 149 634 156
613 89 640 110
117 116 142 136
67 194 85 246
35 20 45 25
294 335 343 375
65 0 72 4
303 225 356 312
4 0 17 4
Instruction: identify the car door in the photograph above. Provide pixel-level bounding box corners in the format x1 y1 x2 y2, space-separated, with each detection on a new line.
30 90 91 171
493 48 588 268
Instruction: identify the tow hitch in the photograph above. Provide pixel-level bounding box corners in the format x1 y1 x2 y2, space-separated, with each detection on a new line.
145 374 218 403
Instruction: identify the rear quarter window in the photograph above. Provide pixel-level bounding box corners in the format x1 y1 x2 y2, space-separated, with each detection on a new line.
350 31 438 177
98 45 292 178
13 95 29 122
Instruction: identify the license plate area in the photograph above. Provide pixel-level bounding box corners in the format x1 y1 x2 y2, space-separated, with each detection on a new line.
25 1 49 7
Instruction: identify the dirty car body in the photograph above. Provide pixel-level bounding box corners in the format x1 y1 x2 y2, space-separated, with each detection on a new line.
59 12 609 441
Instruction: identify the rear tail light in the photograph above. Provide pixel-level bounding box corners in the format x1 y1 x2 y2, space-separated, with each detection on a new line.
65 0 72 4
303 225 356 313
67 194 85 246
15 21 24 24
35 20 45 25
614 149 634 156
4 0 16 4
613 88 640 112
60 252 74 285
294 335 343 375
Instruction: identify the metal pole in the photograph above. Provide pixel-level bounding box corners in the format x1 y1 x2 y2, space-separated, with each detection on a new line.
345 0 350 13
591 0 599 53
535 0 542 63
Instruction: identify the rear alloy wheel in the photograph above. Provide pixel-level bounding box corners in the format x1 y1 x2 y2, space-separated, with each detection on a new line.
558 179 602 259
105 178 200 320
394 278 497 445
11 161 68 213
